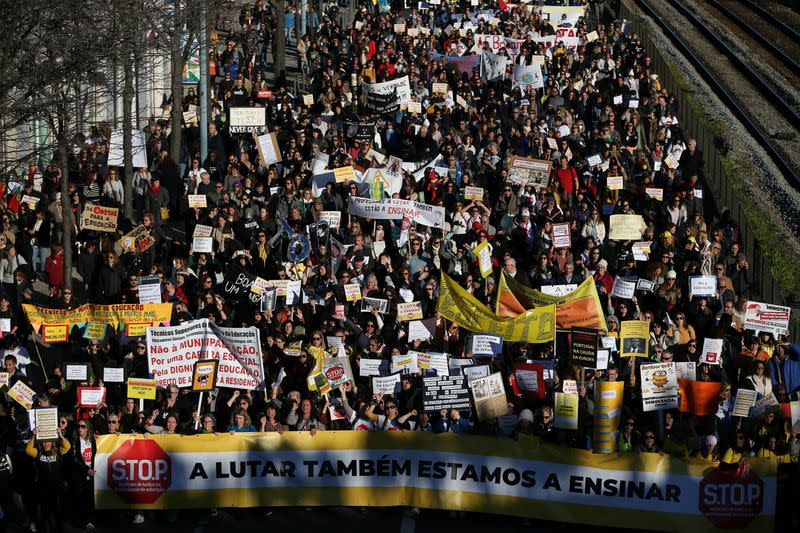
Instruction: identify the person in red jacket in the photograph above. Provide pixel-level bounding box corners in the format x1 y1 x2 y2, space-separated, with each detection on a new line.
553 156 578 208
45 243 65 295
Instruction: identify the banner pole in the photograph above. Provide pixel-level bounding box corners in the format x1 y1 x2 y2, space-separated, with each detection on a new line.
139 398 144 413
33 339 48 382
195 392 203 430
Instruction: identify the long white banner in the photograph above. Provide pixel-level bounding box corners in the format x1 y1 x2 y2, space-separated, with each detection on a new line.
93 432 777 533
146 319 265 390
348 197 446 229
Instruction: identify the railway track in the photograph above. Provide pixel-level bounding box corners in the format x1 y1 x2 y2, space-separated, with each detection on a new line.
635 0 800 192
707 0 800 78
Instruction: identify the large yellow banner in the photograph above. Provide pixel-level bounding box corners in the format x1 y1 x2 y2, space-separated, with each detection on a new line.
23 303 173 332
94 432 777 532
496 272 607 331
437 273 555 344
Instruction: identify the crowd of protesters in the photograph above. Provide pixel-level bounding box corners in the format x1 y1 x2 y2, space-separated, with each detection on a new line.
1 0 799 531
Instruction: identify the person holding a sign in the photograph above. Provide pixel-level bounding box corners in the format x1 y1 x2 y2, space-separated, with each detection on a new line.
26 427 71 533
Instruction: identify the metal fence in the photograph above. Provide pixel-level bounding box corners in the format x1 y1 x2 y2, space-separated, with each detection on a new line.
621 2 790 317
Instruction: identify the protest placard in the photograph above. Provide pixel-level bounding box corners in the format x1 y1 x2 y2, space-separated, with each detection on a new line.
396 301 423 321
690 276 717 297
471 334 503 357
700 338 723 365
743 301 791 335
372 374 401 394
81 205 119 232
191 360 219 392
607 175 623 190
641 362 678 411
188 195 207 208
732 389 758 417
127 378 156 400
21 194 39 208
645 188 663 201
610 277 636 300
117 225 155 253
42 324 69 343
752 393 779 418
586 154 603 167
463 186 484 201
66 363 90 381
636 278 655 292
562 379 578 395
103 366 125 383
408 318 437 342
84 322 107 340
471 372 507 421
552 223 571 249
147 319 265 390
512 362 544 398
192 224 213 237
391 353 420 374
462 364 490 383
675 362 696 381
359 358 389 377
8 380 35 409
78 386 106 407
423 376 471 412
137 275 162 304
415 351 449 376
229 107 267 133
318 211 341 230
570 327 598 367
506 156 552 188
344 283 362 302
679 379 722 416
34 407 59 441
361 297 388 314
631 241 651 262
620 321 649 357
554 393 579 429
608 214 644 241
322 357 354 387
596 349 610 370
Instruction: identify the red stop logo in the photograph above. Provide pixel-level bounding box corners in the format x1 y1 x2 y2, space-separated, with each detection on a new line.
699 467 764 528
108 439 171 504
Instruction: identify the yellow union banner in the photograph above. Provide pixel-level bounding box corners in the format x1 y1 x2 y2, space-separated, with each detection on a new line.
437 273 555 344
23 303 173 333
93 432 777 532
496 271 607 331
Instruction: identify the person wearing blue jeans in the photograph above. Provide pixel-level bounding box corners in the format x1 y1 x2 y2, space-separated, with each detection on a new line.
284 7 295 46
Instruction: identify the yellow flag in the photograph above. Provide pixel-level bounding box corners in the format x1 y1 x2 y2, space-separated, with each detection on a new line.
437 273 555 344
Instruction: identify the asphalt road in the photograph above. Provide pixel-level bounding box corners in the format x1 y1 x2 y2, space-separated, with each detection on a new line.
4 506 600 533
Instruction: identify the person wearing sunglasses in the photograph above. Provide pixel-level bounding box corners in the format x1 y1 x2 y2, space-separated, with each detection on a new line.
71 419 97 530
638 431 662 454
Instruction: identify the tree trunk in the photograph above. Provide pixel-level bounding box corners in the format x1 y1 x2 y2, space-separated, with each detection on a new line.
169 1 183 165
122 47 135 221
273 0 286 80
60 138 72 291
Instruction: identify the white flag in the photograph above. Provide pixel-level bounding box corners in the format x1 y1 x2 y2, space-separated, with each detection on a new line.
480 50 508 81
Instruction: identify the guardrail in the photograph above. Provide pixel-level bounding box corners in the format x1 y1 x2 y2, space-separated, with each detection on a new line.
620 1 795 328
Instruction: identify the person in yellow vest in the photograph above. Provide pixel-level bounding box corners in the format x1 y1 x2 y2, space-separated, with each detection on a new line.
721 432 752 463
693 435 720 462
757 435 794 463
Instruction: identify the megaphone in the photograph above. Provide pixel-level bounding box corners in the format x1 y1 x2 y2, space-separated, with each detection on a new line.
287 234 311 264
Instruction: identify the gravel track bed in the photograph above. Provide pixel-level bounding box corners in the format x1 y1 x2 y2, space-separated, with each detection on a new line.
755 0 800 32
625 0 800 251
681 0 800 131
714 0 800 85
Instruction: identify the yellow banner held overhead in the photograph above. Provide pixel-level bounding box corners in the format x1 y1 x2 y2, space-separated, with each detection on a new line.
437 273 555 344
496 272 607 331
93 432 777 533
23 303 173 333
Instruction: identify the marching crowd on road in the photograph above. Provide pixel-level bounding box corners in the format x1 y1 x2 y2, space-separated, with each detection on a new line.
1 0 799 531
